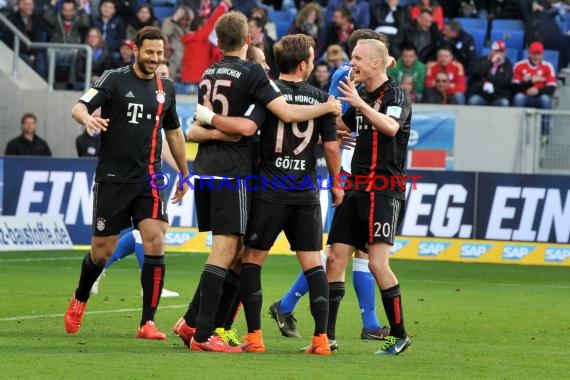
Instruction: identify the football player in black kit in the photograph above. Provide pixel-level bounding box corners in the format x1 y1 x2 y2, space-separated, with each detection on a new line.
238 34 343 355
171 11 341 353
327 38 412 355
64 26 190 340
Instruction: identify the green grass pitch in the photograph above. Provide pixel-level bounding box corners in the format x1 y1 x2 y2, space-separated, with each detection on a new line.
0 250 569 379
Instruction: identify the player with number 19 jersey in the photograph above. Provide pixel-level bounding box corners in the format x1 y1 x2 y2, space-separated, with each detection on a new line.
256 80 337 204
193 56 281 177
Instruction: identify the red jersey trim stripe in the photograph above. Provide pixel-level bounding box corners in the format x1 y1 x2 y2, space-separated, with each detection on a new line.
149 75 164 219
369 191 375 243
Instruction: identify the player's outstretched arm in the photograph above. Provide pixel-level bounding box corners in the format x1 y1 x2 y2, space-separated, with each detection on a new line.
195 97 258 137
266 95 341 123
71 102 109 136
186 121 240 143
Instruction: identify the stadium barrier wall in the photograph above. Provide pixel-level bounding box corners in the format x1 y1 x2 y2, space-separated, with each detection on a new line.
1 157 568 265
0 215 73 251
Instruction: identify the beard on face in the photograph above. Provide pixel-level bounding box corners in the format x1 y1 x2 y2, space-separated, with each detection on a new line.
137 55 159 75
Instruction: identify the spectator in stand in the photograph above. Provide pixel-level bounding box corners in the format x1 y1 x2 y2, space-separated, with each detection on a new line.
326 6 354 54
392 8 442 62
76 124 101 157
68 27 114 90
248 15 278 77
442 19 477 79
408 0 444 30
250 7 276 41
126 3 159 41
490 0 532 26
5 113 52 156
92 0 125 56
309 61 331 91
468 39 513 106
322 43 349 74
114 0 136 25
290 3 323 51
512 41 557 140
326 0 370 29
423 71 460 104
180 0 231 91
2 0 47 78
42 0 91 69
441 0 481 19
112 38 133 67
527 0 570 73
388 44 426 101
162 4 193 83
400 74 419 102
425 44 467 104
369 0 409 41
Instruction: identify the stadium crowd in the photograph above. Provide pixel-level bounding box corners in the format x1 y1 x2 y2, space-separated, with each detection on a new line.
1 0 568 107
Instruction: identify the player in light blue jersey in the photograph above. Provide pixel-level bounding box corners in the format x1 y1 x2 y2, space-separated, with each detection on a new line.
269 30 396 345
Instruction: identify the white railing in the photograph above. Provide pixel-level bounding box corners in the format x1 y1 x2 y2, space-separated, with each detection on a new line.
0 12 92 91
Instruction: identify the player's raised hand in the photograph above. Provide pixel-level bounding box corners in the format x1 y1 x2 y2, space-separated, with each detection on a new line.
327 95 342 116
337 76 364 109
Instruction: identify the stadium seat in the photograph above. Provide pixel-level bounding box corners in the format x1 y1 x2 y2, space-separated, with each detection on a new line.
153 5 175 23
267 9 294 24
150 0 177 6
490 30 524 58
481 47 519 63
274 20 291 39
469 28 487 56
455 17 488 32
522 49 559 73
491 18 525 32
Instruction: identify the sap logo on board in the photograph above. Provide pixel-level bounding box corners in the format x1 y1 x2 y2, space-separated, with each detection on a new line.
460 243 493 258
502 245 535 260
418 241 451 256
390 240 409 255
165 230 197 246
545 248 570 263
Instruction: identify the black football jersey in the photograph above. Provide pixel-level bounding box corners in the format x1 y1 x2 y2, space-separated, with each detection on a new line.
79 65 180 183
193 56 280 177
256 79 337 205
342 79 411 199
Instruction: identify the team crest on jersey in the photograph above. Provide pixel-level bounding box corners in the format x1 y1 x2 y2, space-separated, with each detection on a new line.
96 218 106 231
373 100 381 112
156 90 166 104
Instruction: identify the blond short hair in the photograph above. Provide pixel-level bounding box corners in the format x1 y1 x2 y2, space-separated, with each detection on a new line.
356 39 389 69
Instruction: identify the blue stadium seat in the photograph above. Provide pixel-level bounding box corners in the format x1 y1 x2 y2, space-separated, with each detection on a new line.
522 49 559 73
490 30 524 58
267 9 294 24
455 17 488 31
492 18 525 32
274 20 291 39
481 47 519 63
469 28 487 56
150 0 177 6
153 4 175 23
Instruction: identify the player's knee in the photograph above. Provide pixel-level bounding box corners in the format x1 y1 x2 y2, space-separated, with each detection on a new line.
368 258 390 277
